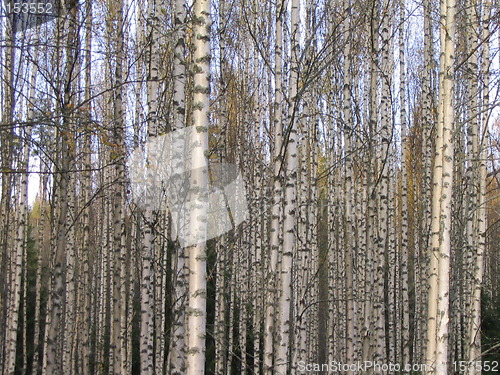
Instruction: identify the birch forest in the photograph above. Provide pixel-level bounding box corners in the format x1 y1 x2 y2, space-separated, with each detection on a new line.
1 0 500 374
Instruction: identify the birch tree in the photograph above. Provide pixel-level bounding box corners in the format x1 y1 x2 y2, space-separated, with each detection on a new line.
264 0 285 371
0 10 17 374
467 1 491 370
426 0 456 372
398 0 411 369
185 0 211 373
109 0 126 372
3 56 35 375
140 0 161 371
169 0 188 373
42 2 78 372
276 0 299 372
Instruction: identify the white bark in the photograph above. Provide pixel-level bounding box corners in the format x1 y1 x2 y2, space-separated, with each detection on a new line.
419 0 435 363
111 0 126 372
81 2 93 373
342 2 355 367
140 0 161 371
467 2 490 369
169 2 188 373
276 0 299 372
399 0 411 369
4 107 32 375
264 1 284 371
43 3 78 372
185 0 211 373
426 0 455 372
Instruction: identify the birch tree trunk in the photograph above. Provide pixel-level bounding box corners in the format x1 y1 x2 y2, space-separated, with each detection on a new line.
399 0 411 369
3 100 33 375
264 1 284 371
140 0 160 371
169 1 188 373
426 0 455 371
419 0 435 362
80 2 93 373
186 0 211 373
467 2 490 370
110 0 126 372
0 14 16 375
32 160 48 375
42 2 78 372
276 0 299 372
341 2 356 368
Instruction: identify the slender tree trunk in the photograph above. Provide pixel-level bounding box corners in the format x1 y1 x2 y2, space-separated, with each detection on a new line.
185 0 211 373
467 2 490 370
264 1 284 371
33 160 48 375
110 0 126 372
169 1 188 372
4 108 32 375
42 2 78 372
0 16 16 375
140 0 160 371
399 0 411 369
276 0 299 372
342 2 355 368
80 2 93 373
419 0 435 363
426 0 455 372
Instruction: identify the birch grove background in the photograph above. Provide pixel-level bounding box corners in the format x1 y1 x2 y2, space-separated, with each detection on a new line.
0 0 499 374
